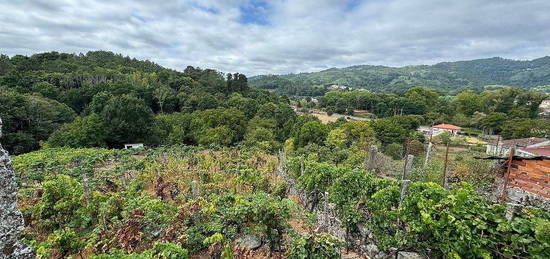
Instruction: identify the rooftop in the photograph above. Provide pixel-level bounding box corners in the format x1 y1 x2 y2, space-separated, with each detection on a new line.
520 145 550 157
433 124 461 130
489 137 549 148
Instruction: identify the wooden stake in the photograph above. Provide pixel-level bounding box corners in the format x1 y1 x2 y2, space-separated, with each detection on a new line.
403 154 414 180
423 142 433 169
400 155 414 204
442 142 450 187
495 135 501 156
500 148 515 203
365 145 377 172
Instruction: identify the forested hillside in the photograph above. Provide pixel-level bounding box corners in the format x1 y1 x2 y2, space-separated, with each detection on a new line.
250 56 550 95
0 51 294 154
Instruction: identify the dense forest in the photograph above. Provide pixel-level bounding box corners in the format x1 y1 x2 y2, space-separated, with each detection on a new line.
0 51 294 155
250 56 550 95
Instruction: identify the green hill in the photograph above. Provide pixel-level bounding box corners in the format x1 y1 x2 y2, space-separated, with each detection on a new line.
250 56 550 95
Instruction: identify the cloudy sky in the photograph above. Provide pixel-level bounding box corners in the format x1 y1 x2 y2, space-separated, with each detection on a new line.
1 0 549 75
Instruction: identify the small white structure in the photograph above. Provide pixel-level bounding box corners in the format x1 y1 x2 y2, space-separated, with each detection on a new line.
124 143 144 149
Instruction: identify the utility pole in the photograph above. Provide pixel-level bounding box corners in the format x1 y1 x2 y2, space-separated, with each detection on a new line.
442 142 450 188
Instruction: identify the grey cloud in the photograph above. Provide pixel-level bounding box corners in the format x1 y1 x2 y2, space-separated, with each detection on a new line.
0 0 549 75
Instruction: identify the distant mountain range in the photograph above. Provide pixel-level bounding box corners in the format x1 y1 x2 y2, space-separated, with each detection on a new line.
249 57 550 95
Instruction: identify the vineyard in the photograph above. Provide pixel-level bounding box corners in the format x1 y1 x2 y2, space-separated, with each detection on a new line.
283 155 550 258
13 147 342 258
12 146 550 258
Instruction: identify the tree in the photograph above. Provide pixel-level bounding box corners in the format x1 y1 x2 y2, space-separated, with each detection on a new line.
153 86 175 113
0 89 76 154
384 143 403 160
370 119 408 145
501 118 550 139
101 94 154 147
190 108 247 145
48 114 107 148
242 116 278 150
153 113 192 146
295 121 329 148
339 121 376 149
456 90 483 116
479 112 507 135
405 87 439 114
227 93 257 119
325 128 347 149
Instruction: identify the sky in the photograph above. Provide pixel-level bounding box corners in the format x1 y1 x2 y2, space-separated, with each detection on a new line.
1 0 549 75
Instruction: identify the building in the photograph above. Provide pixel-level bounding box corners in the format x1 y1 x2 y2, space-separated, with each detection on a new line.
124 143 144 149
486 137 550 157
432 124 461 135
540 98 550 108
502 147 550 208
539 98 550 115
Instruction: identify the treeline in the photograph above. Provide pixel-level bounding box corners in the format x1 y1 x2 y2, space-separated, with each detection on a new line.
249 56 550 95
317 86 549 139
0 51 295 154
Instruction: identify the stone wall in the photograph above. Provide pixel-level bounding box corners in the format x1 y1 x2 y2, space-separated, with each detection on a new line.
0 118 34 259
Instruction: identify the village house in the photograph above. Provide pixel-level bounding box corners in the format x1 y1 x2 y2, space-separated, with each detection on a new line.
486 137 550 157
417 124 461 138
432 124 461 135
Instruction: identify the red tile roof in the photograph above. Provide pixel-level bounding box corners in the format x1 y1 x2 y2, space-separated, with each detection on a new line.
520 145 550 157
433 124 461 130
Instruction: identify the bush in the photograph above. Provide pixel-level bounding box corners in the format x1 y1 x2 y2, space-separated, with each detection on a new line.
286 233 343 259
384 143 403 160
36 228 86 258
34 175 86 231
93 242 189 259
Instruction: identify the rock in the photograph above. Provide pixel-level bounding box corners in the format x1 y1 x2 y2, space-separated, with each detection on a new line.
397 251 427 259
357 223 371 238
365 243 379 256
0 118 34 259
236 234 262 250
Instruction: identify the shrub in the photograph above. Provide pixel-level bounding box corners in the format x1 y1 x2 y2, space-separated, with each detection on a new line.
93 242 188 259
384 143 403 160
34 175 85 231
286 233 343 259
36 228 86 258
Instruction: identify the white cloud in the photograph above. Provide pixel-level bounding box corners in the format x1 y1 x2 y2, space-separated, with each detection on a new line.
0 0 549 75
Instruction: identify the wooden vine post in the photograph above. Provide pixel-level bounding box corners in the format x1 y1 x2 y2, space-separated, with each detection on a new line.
365 145 378 172
400 154 414 203
500 147 515 203
423 142 433 169
442 142 450 188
